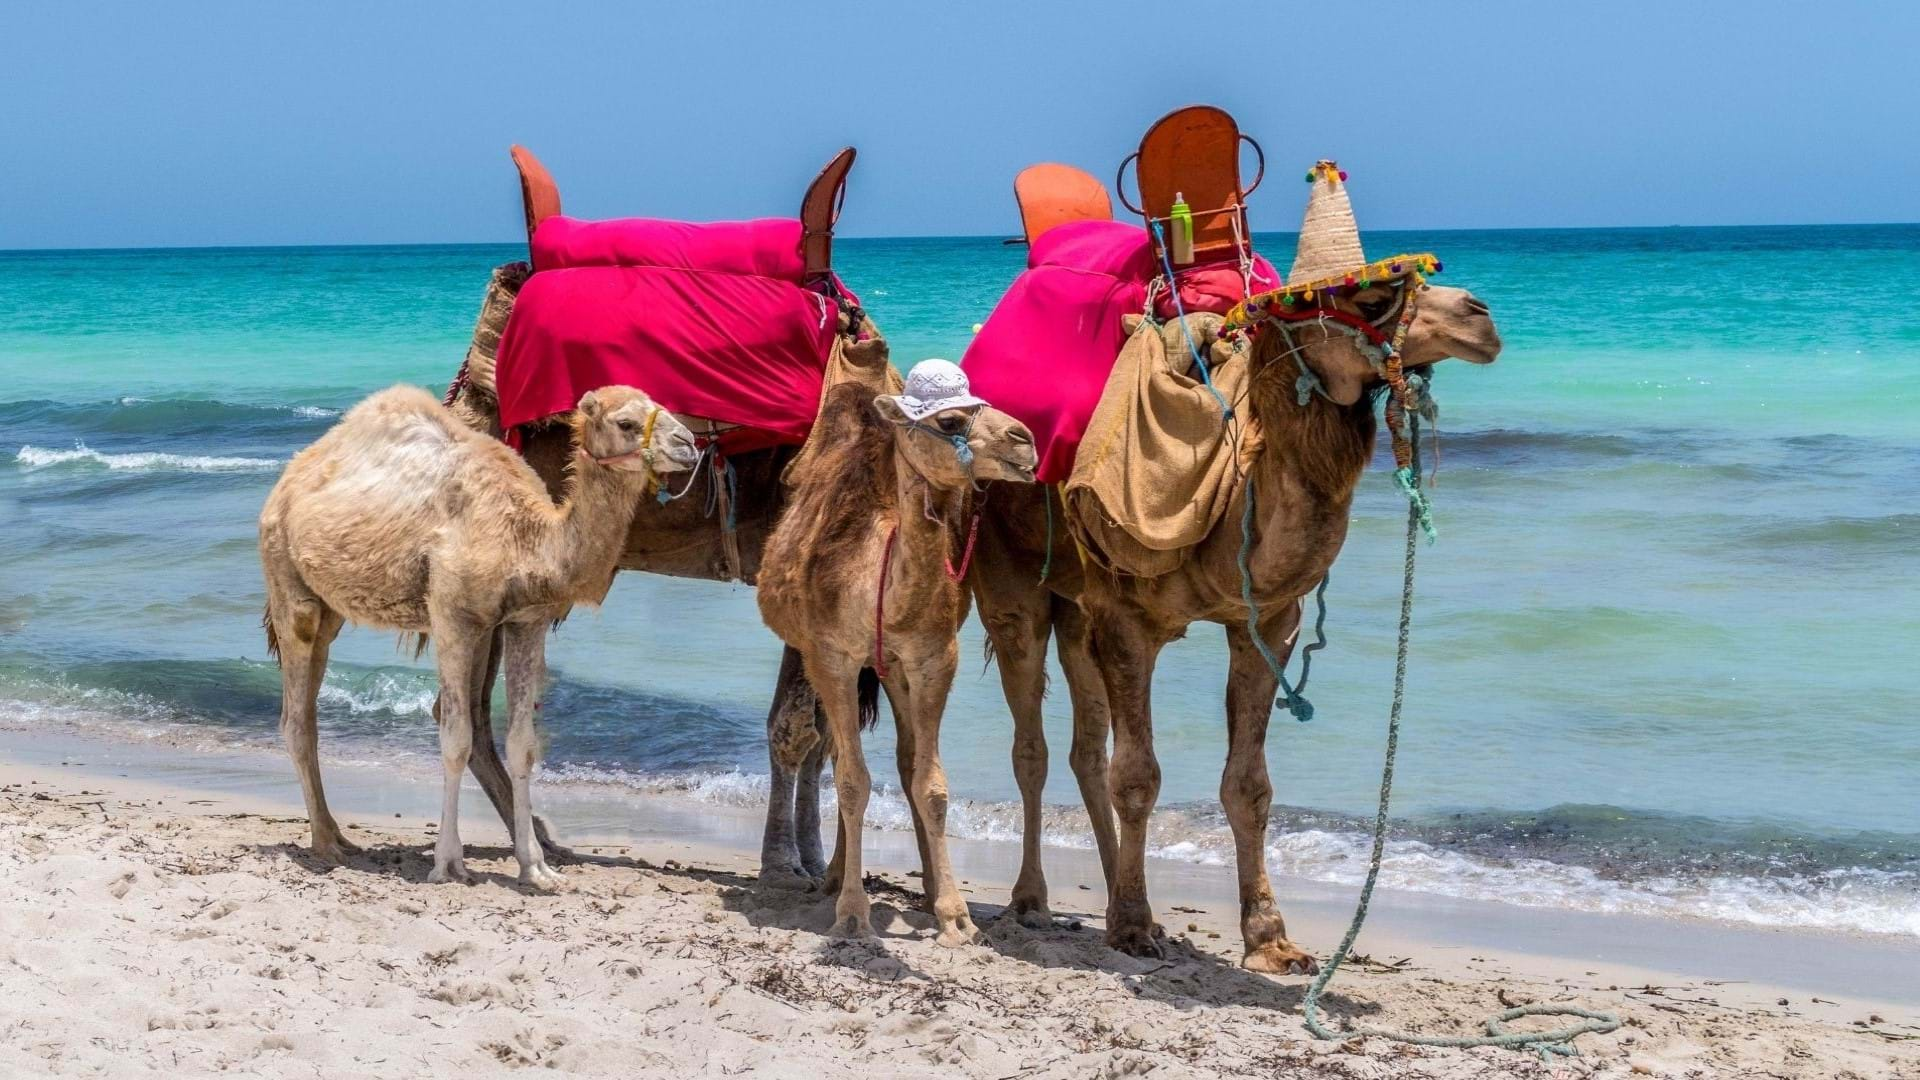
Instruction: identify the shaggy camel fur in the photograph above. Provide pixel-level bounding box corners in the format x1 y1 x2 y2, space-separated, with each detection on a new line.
259 384 697 887
971 281 1502 970
440 327 896 877
757 381 1036 945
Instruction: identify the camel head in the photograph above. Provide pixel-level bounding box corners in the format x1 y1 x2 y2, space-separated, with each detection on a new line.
1246 161 1503 405
872 359 1038 488
1259 281 1503 405
573 386 700 476
873 398 1038 488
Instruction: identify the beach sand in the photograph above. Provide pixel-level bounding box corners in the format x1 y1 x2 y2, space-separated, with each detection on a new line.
0 733 1915 1079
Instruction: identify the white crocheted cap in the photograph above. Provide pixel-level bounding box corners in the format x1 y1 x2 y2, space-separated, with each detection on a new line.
891 358 988 421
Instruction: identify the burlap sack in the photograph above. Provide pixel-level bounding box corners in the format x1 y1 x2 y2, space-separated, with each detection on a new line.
1064 313 1256 578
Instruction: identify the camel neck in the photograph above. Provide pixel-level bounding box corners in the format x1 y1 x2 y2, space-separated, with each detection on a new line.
888 463 970 596
552 450 650 600
1245 364 1378 508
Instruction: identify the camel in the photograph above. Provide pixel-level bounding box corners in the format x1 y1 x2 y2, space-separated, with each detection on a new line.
442 327 894 880
970 181 1503 972
756 363 1037 944
259 384 698 888
430 145 889 878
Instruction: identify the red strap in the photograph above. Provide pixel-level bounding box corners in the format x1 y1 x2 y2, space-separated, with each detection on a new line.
873 525 897 678
943 513 981 582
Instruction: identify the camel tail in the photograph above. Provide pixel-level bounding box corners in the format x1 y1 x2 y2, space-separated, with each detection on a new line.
262 602 280 664
857 667 880 731
399 633 430 661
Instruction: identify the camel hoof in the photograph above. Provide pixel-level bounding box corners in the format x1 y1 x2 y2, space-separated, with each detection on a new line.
1106 925 1166 960
519 863 568 893
759 866 821 892
830 914 874 940
999 899 1055 930
936 918 981 948
310 837 361 864
427 860 473 885
1243 942 1320 976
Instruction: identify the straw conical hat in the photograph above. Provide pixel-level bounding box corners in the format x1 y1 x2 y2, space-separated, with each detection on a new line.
1290 161 1365 282
1221 161 1441 327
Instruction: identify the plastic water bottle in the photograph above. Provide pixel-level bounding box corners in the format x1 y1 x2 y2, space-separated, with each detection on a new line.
1169 191 1195 265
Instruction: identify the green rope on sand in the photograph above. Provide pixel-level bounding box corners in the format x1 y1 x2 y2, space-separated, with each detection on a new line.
1300 416 1620 1060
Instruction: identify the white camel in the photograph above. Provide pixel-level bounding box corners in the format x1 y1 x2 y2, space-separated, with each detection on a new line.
258 384 697 888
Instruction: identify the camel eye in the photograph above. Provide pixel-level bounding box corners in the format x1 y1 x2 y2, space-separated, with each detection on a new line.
935 413 967 435
616 419 638 434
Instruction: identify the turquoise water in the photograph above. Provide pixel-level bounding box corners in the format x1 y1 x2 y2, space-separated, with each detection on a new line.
2 228 1917 935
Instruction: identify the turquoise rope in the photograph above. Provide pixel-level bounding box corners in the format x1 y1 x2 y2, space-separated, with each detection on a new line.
1236 469 1324 722
1147 219 1232 420
1299 416 1620 1060
722 457 738 533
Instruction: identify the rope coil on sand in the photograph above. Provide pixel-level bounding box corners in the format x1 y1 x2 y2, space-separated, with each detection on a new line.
1299 416 1622 1060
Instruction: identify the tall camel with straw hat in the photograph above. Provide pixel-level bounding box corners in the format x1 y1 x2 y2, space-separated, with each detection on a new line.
966 151 1500 972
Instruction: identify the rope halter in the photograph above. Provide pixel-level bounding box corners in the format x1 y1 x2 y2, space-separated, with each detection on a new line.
585 405 663 471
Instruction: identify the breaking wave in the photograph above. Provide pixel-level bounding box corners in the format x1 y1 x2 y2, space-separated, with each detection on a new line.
13 442 283 473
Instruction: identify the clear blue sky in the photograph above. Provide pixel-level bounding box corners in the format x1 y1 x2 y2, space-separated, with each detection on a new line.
5 1 1916 248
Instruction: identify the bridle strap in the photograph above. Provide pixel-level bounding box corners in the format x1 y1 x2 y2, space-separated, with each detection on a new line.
589 407 661 468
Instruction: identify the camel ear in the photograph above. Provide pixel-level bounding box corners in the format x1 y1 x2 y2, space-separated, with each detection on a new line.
577 390 603 420
871 394 909 425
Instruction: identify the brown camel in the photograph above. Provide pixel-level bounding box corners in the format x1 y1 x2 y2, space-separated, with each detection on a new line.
756 364 1037 944
442 325 894 879
971 181 1503 971
259 384 698 887
432 144 888 879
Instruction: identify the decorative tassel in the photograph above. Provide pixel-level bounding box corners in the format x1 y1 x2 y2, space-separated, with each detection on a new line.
950 434 974 468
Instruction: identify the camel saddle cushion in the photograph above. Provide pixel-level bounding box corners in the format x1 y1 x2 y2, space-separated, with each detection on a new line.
494 215 856 452
962 219 1277 483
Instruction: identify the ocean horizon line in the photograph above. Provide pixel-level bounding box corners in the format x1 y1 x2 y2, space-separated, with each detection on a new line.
5 219 1920 257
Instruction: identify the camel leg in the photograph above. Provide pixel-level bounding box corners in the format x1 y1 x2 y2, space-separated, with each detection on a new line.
760 645 822 889
822 789 849 895
885 679 935 892
1223 618 1320 975
809 653 873 938
501 620 565 891
1055 597 1119 886
427 623 482 884
980 597 1055 927
1089 606 1168 957
274 597 355 861
459 631 575 865
793 707 829 878
899 646 979 947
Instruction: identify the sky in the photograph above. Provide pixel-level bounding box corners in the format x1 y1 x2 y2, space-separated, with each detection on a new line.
4 1 1918 248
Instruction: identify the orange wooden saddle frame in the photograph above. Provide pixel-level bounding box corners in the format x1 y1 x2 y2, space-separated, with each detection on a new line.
507 144 857 284
1012 162 1114 246
1116 104 1264 268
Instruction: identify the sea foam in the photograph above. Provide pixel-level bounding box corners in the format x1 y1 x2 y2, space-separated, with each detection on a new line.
14 442 283 473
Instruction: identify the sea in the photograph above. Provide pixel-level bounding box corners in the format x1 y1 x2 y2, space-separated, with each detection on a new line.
2 226 1916 938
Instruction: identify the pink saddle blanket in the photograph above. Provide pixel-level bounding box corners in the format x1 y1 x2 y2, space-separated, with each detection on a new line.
961 220 1277 483
494 215 853 452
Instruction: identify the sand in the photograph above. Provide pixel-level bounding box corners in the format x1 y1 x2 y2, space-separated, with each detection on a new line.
0 750 1915 1079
